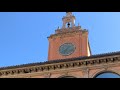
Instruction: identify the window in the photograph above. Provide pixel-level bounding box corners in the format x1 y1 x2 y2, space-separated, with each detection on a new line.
95 72 120 78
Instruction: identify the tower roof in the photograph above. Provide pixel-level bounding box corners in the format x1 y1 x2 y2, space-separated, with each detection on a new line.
66 12 72 17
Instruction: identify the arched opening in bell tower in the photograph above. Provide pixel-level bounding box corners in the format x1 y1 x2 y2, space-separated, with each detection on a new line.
66 22 72 28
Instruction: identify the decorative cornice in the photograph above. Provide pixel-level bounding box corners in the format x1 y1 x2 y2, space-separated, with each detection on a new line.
1 51 120 70
0 51 120 77
62 15 75 20
48 29 88 39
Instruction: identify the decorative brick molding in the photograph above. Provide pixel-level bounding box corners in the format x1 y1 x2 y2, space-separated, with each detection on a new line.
0 52 120 78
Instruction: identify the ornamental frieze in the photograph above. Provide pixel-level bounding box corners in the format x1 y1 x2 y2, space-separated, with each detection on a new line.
0 54 120 77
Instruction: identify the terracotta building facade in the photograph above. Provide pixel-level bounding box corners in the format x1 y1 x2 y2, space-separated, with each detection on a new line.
0 12 120 78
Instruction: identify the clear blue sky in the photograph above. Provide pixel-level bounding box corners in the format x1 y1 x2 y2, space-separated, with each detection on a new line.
0 12 120 67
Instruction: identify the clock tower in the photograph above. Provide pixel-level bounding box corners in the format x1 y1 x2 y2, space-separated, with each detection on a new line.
48 12 91 61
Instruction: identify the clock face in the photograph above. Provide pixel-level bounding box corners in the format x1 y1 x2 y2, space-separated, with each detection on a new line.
59 43 75 56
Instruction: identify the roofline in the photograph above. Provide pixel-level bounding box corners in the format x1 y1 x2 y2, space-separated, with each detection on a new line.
0 51 120 70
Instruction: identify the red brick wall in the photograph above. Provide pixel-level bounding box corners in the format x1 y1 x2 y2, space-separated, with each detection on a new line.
48 31 90 61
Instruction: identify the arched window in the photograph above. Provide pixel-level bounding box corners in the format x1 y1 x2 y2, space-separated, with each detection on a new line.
66 22 72 28
95 72 120 78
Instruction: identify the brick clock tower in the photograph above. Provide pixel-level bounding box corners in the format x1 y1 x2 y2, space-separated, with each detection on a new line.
48 12 91 61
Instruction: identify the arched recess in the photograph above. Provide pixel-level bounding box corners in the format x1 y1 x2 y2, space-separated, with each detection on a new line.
56 73 81 78
93 71 120 78
58 75 77 78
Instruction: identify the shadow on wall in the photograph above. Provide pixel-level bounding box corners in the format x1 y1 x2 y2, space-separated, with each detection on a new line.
59 76 77 78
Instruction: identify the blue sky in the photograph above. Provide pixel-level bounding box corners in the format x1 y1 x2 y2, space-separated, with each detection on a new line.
0 12 120 67
96 73 120 78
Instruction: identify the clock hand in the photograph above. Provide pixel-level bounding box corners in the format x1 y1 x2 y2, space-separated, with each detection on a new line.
62 46 68 54
64 47 69 54
63 47 68 53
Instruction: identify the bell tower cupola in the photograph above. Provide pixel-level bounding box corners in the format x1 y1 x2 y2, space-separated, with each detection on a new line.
62 12 76 28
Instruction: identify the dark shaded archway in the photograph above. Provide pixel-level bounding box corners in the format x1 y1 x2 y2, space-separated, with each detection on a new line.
59 76 77 78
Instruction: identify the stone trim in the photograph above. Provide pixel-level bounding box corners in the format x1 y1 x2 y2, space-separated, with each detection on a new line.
48 28 87 39
1 51 119 71
0 54 120 77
